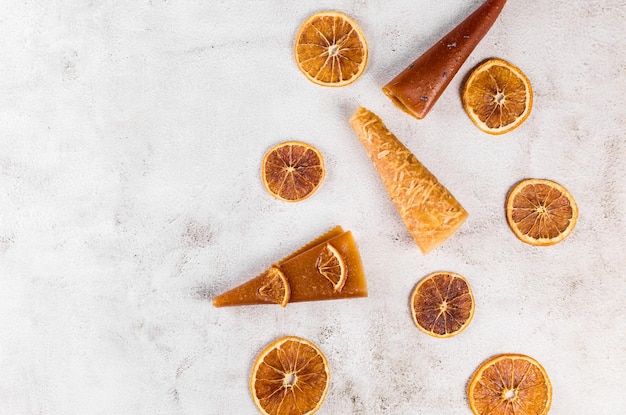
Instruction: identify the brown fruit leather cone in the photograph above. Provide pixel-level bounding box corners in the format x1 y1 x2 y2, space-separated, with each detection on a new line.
350 107 468 254
383 0 507 119
212 227 368 307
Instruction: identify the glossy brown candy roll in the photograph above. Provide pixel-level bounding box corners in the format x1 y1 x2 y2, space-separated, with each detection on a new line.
383 0 507 120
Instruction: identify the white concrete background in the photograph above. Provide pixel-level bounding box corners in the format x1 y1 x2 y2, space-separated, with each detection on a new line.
1 0 625 414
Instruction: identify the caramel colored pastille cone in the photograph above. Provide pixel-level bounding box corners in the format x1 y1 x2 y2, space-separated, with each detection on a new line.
383 0 507 119
212 226 368 307
349 107 468 254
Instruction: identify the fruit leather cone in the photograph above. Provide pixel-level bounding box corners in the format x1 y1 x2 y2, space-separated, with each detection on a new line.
212 226 368 307
350 107 468 254
383 0 507 119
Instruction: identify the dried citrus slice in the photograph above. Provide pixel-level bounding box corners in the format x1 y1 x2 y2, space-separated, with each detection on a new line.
410 272 474 338
315 243 347 292
468 354 552 415
506 178 578 246
261 141 325 202
256 266 290 307
462 58 533 135
250 336 330 415
294 11 368 87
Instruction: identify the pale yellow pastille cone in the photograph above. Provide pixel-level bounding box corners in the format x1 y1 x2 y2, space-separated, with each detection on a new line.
349 107 468 254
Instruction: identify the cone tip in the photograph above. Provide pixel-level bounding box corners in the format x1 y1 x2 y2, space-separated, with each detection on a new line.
350 106 373 124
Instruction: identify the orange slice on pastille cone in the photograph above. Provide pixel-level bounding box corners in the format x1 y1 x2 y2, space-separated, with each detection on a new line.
256 266 290 307
315 243 347 292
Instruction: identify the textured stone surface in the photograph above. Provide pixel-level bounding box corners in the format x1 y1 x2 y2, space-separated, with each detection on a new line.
1 1 624 414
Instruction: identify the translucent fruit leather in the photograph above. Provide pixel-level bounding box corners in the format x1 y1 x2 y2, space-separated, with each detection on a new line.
212 226 368 307
383 0 507 119
350 107 468 254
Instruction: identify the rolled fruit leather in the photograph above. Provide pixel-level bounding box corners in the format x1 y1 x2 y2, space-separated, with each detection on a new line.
350 107 468 254
212 226 368 307
383 0 507 119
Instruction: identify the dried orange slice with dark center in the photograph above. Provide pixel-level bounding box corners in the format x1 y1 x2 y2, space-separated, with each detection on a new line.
506 178 578 246
250 336 330 415
262 141 325 202
410 272 474 338
256 266 290 307
468 354 552 415
294 11 368 87
315 243 347 292
462 58 533 135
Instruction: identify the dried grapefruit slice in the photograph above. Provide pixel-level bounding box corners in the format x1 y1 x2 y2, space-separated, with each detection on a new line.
294 11 368 87
468 354 552 415
315 243 347 292
261 141 325 202
506 178 578 246
250 336 330 415
256 266 290 307
462 58 533 135
410 272 474 338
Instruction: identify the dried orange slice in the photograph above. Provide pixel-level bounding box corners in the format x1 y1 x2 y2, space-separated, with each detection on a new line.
294 11 368 87
506 178 578 246
256 266 290 307
250 336 330 415
410 272 474 338
261 141 325 202
468 354 552 415
462 58 533 135
315 243 347 292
